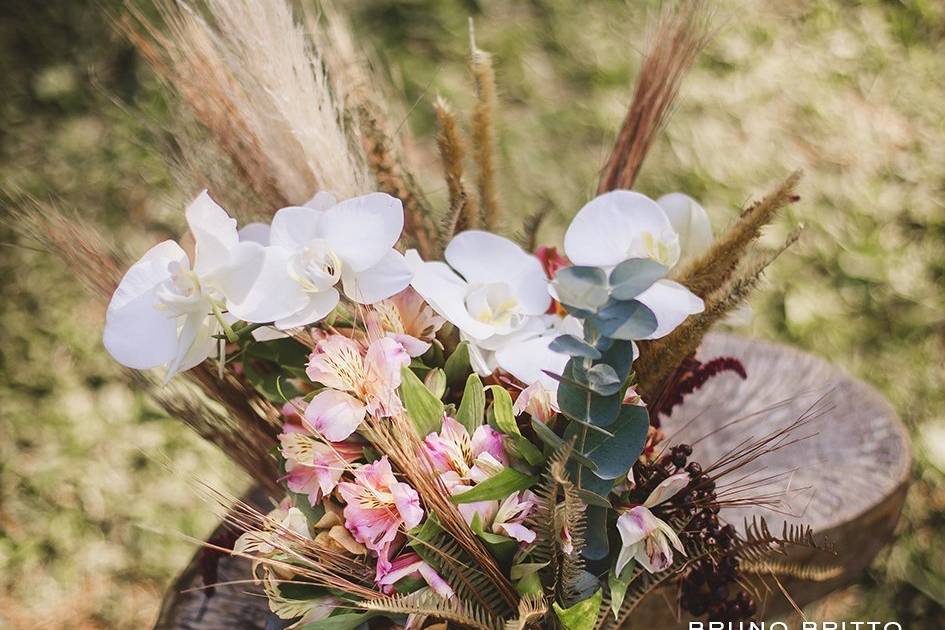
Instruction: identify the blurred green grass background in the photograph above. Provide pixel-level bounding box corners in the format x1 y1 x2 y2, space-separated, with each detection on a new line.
1 0 943 627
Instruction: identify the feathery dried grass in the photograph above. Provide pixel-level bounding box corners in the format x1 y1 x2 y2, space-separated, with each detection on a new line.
597 2 711 193
674 171 802 298
123 0 368 209
469 22 503 232
636 226 803 402
435 96 479 246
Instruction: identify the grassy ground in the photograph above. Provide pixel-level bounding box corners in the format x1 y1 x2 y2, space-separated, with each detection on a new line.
1 0 943 627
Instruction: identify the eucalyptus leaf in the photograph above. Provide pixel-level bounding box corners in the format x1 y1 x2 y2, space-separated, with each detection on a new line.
557 359 622 428
609 258 667 300
584 363 622 396
552 589 602 630
595 299 658 340
399 367 444 437
554 266 610 311
569 405 649 480
583 504 610 561
450 468 537 504
549 334 602 359
530 419 598 470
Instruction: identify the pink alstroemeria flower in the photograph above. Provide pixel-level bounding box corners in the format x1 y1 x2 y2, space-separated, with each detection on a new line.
512 381 559 423
367 287 446 357
279 433 362 506
338 457 423 556
616 505 685 574
304 334 410 441
376 551 455 599
491 491 538 544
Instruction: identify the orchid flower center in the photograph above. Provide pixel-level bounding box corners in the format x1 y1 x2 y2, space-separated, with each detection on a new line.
465 283 523 334
639 231 680 268
155 261 210 316
291 238 343 293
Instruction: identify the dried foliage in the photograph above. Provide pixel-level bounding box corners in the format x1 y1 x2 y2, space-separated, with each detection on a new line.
597 1 712 193
122 0 368 208
469 23 503 232
435 96 479 246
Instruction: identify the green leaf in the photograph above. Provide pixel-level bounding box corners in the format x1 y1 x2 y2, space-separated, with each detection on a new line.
423 367 447 399
552 589 602 630
583 505 610 561
298 612 375 630
556 359 622 428
455 373 485 434
450 468 537 504
576 488 612 509
608 562 635 619
595 300 658 340
584 363 622 396
530 419 598 470
506 434 546 467
554 266 610 311
609 258 667 300
510 562 549 580
515 571 544 595
549 334 601 359
486 385 519 436
400 367 444 437
567 405 649 480
443 341 471 386
470 512 517 564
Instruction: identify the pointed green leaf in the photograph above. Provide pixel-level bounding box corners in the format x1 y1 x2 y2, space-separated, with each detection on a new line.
298 612 375 630
455 373 485 434
423 367 447 399
399 367 444 437
443 341 471 386
552 589 602 630
487 385 519 436
608 562 635 620
450 468 537 504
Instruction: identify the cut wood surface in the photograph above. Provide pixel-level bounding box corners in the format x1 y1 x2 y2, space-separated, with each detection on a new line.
154 334 910 629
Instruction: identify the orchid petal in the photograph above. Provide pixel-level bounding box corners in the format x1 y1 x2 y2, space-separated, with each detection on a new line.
657 192 713 263
445 231 550 313
495 334 570 389
341 249 413 304
305 190 337 211
222 242 309 323
269 205 323 250
274 289 340 330
185 190 238 276
643 472 690 508
635 279 704 339
564 190 678 268
406 250 494 340
102 241 185 370
238 222 270 245
320 193 404 272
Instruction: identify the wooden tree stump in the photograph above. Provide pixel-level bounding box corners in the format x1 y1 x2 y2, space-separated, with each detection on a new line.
154 334 910 629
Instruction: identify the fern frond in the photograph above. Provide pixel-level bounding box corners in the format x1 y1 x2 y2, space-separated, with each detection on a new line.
504 594 548 630
742 558 843 582
359 589 502 630
528 443 588 604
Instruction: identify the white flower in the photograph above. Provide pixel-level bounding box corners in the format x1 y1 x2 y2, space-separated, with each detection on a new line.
656 192 713 264
226 192 413 329
102 191 241 380
493 314 584 390
564 190 705 339
406 230 551 376
615 505 685 575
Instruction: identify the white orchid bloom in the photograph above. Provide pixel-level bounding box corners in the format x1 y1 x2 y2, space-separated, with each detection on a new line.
103 191 243 380
493 314 584 390
656 192 713 264
616 505 686 575
406 230 551 376
564 190 704 339
225 192 413 330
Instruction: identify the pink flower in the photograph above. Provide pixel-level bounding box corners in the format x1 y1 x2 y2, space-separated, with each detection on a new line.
616 505 685 574
366 287 445 357
622 385 646 407
512 381 558 423
423 416 507 483
303 389 367 442
338 457 423 555
279 433 362 506
376 551 454 599
491 491 538 544
306 334 410 418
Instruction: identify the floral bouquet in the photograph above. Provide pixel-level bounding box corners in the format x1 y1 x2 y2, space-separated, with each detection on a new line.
30 1 849 628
